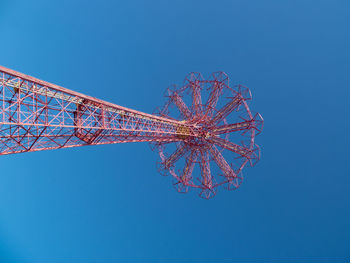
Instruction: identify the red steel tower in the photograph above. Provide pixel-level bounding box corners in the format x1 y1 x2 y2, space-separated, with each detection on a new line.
0 66 263 198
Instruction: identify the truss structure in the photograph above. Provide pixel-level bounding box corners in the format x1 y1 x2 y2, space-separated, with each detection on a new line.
0 66 263 198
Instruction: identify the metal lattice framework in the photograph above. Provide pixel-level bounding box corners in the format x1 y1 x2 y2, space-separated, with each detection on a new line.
0 66 263 198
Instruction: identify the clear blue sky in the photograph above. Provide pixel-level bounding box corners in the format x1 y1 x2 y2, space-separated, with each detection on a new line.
0 0 349 262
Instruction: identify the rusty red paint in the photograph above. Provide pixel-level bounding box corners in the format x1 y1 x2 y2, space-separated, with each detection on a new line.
0 66 263 198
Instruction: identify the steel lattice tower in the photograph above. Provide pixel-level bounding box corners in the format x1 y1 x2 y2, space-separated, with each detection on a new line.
0 66 263 198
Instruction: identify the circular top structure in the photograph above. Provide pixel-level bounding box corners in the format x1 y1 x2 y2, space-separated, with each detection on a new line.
154 72 263 199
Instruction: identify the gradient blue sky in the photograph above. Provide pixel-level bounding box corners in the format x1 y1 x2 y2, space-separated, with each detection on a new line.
0 0 349 262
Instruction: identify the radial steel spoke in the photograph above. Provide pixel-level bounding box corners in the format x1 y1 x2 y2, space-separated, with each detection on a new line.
171 91 192 119
209 136 251 158
181 149 197 183
200 149 212 188
212 119 253 135
162 143 188 169
205 81 223 118
191 81 202 117
208 145 237 178
210 94 243 125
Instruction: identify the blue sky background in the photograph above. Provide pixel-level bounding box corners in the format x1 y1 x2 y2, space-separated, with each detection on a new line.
0 0 349 262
